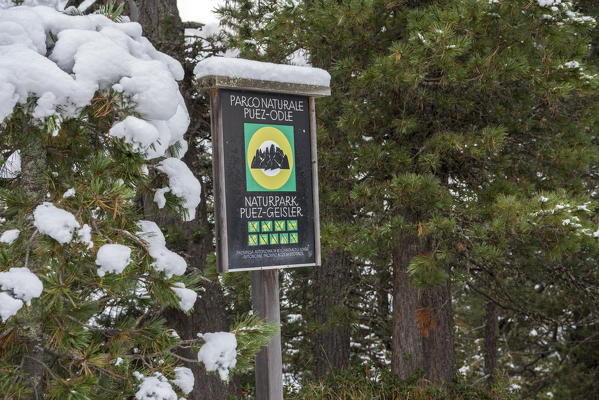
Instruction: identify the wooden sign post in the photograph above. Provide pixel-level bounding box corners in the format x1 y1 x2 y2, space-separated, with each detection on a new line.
252 269 283 399
196 57 330 399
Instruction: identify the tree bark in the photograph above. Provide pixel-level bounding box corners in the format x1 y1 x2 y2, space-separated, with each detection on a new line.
67 0 184 54
421 278 454 384
391 227 454 384
18 118 47 400
123 1 237 398
311 248 351 378
154 174 239 400
484 301 499 389
127 0 184 55
391 231 425 379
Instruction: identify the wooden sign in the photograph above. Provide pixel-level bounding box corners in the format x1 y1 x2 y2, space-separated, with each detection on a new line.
210 88 321 272
197 57 330 400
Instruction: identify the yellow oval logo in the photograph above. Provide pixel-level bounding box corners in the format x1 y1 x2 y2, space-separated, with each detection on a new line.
246 126 294 190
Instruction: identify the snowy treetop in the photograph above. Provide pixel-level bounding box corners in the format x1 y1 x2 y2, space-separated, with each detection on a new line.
1 3 202 220
194 56 331 88
0 2 204 312
0 4 189 161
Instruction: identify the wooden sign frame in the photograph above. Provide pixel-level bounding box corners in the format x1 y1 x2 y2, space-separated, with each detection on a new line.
198 64 330 400
205 78 328 273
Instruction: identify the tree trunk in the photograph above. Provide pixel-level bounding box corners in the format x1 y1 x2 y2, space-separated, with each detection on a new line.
376 264 393 355
421 278 454 383
484 301 499 389
125 1 237 398
68 0 184 55
311 248 351 378
391 231 425 379
155 175 239 400
127 0 184 55
18 118 47 400
391 227 454 384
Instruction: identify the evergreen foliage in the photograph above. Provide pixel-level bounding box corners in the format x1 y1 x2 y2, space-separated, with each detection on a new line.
0 3 275 398
3 0 599 397
287 365 513 400
219 0 599 397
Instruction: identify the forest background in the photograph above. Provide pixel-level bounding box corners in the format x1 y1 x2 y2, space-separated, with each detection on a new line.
2 0 599 399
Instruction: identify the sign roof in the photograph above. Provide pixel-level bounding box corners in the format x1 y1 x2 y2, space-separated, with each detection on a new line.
194 57 331 97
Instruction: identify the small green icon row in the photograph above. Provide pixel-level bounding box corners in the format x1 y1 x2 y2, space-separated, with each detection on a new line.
248 233 298 246
248 220 297 233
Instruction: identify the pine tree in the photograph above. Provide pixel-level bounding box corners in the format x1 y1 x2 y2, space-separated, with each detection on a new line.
221 0 599 394
0 2 275 399
331 0 599 387
59 1 246 398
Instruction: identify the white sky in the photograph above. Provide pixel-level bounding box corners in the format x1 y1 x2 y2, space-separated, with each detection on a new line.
177 0 222 24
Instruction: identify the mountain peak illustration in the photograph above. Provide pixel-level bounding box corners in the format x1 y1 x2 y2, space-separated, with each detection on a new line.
251 144 290 170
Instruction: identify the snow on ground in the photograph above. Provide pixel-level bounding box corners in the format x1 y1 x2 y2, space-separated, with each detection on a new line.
197 332 237 381
136 220 187 277
194 57 331 87
33 202 80 244
95 243 132 276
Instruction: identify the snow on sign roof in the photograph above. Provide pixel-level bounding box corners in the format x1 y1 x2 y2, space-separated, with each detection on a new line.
194 57 331 97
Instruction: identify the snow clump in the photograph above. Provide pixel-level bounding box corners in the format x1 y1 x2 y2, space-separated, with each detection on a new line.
153 187 170 209
562 61 580 69
0 267 43 304
0 292 25 322
77 223 93 249
133 371 178 400
197 332 238 381
1 4 200 221
194 57 331 87
108 116 160 156
0 229 20 244
535 0 596 26
0 4 190 162
33 202 80 244
95 244 131 277
62 187 75 198
136 220 187 278
0 267 43 321
171 282 197 312
172 367 194 395
0 151 21 179
156 158 202 222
